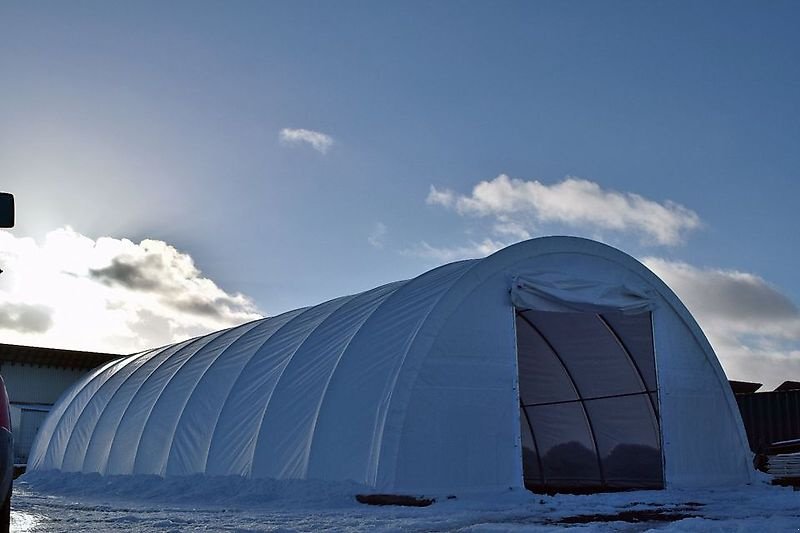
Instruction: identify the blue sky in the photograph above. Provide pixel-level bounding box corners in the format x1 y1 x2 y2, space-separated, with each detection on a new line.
1 1 798 387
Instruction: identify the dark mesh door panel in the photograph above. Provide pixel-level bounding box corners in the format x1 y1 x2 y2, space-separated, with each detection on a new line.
516 310 663 493
516 318 579 405
602 312 658 392
520 311 643 398
585 395 662 487
526 403 601 487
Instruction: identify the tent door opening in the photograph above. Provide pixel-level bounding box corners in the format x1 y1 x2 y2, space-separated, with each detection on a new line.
515 309 664 493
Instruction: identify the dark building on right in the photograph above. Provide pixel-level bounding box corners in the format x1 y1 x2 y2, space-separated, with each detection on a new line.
731 380 800 454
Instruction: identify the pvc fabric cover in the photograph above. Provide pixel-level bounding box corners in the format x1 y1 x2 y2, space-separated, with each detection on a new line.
27 237 754 493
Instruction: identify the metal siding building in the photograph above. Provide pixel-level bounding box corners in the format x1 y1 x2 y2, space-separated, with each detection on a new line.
0 343 122 464
735 390 800 452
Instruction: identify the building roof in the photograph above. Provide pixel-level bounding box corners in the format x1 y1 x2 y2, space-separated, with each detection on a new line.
729 380 763 394
774 381 800 392
0 343 123 370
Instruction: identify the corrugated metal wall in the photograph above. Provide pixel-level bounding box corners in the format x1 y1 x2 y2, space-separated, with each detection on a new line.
736 391 800 452
0 363 87 404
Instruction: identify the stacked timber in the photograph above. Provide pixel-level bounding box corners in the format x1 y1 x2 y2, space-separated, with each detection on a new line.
766 453 800 478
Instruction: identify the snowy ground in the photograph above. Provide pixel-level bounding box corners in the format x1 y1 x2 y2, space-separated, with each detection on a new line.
10 472 800 532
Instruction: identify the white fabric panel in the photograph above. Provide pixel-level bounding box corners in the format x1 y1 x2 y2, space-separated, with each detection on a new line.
210 298 351 477
83 339 196 474
204 308 309 476
654 308 753 486
134 323 258 475
251 283 402 479
105 330 228 475
305 261 475 485
61 348 159 471
381 271 518 492
163 320 266 475
511 272 655 313
27 357 122 471
37 356 132 470
166 317 304 476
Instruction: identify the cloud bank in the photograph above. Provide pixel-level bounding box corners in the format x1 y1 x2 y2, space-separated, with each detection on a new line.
644 257 800 388
279 128 334 154
0 228 262 354
428 175 701 246
412 170 799 388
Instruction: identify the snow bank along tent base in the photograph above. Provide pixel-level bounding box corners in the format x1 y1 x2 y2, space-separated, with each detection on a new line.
28 237 754 495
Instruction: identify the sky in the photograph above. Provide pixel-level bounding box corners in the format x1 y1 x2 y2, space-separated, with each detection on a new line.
0 1 798 388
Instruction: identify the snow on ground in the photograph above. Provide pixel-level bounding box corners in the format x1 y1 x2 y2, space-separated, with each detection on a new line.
10 471 800 532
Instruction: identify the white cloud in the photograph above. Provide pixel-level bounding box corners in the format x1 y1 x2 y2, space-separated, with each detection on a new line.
425 185 456 208
492 217 532 240
367 222 388 249
0 227 262 354
429 175 701 246
644 257 800 389
279 128 334 154
404 238 506 263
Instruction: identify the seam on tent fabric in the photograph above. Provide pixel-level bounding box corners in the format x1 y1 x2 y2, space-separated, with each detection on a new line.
247 295 357 478
45 355 138 470
510 305 525 489
204 306 322 474
40 355 133 470
27 377 85 471
28 356 124 471
134 321 259 476
509 305 545 487
92 340 200 472
205 305 331 476
192 314 306 472
302 281 406 477
29 357 123 469
64 346 161 472
368 260 480 485
201 307 311 474
101 334 218 475
163 320 265 475
649 313 668 488
123 328 231 474
162 321 272 469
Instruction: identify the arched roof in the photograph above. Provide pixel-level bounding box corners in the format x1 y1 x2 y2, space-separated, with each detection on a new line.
28 237 754 492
